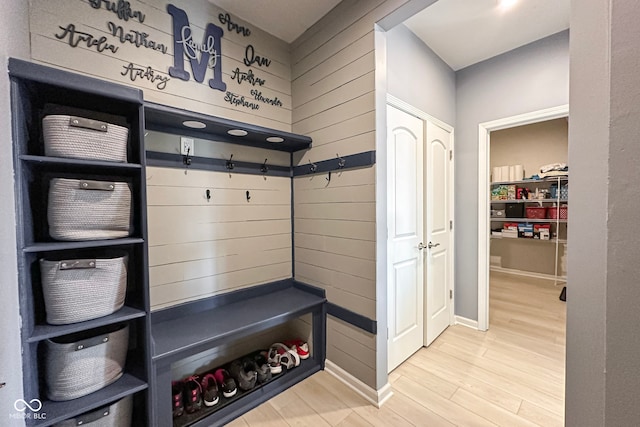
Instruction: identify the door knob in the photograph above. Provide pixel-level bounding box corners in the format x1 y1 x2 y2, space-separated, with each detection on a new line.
427 241 440 249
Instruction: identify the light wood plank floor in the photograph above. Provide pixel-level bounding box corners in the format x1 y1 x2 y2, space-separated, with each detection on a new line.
232 272 566 426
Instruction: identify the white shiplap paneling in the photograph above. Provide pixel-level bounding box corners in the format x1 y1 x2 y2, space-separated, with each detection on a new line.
291 0 409 389
147 166 291 310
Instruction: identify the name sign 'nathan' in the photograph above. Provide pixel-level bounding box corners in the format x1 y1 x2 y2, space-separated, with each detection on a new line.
166 4 226 91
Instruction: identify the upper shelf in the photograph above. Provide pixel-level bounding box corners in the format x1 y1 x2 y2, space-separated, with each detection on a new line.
491 176 568 186
144 102 312 153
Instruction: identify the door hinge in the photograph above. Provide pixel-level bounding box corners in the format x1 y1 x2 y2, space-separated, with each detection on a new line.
450 220 453 230
450 289 453 299
449 150 453 160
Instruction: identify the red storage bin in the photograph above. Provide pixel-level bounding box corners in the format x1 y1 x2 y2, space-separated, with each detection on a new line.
548 205 568 219
526 206 548 219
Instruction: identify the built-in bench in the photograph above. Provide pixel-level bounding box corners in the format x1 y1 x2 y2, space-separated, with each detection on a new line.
149 279 326 427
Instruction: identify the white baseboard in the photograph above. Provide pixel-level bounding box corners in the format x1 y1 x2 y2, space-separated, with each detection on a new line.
324 359 393 408
455 316 479 329
490 266 566 282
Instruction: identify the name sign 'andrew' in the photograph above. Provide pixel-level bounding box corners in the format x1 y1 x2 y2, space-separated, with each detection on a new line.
166 4 226 91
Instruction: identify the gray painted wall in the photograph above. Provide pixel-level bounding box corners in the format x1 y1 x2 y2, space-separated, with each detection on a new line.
386 23 456 126
566 0 640 425
0 1 29 425
454 30 570 319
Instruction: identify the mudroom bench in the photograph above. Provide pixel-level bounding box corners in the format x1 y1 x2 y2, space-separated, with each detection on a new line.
149 279 326 426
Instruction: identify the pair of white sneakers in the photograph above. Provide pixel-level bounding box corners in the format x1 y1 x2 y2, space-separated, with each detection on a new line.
266 340 310 374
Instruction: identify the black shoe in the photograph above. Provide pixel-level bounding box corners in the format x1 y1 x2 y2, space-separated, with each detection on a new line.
214 368 237 398
229 359 257 391
253 352 273 383
171 381 184 418
201 373 220 407
183 376 202 414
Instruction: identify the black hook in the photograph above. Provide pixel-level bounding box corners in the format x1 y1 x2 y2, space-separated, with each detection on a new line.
226 154 234 170
183 147 192 166
261 158 269 173
337 153 345 169
326 171 332 184
246 190 251 201
206 189 211 201
309 160 317 173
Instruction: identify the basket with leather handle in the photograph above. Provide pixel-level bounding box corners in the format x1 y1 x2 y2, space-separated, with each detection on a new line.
53 395 132 427
42 115 128 162
45 324 129 401
40 255 128 325
47 178 132 241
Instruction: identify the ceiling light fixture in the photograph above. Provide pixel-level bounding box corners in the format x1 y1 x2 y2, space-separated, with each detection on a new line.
182 120 206 129
266 136 284 143
498 0 518 9
227 129 248 137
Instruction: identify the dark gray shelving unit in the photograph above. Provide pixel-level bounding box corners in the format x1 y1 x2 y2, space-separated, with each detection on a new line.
9 58 151 426
9 57 326 427
150 279 326 427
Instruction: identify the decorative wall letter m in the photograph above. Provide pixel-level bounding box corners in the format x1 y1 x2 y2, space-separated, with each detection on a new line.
167 4 227 91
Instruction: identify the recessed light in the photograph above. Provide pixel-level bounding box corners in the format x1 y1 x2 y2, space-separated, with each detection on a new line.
266 136 284 143
228 129 248 137
498 0 517 9
182 120 206 129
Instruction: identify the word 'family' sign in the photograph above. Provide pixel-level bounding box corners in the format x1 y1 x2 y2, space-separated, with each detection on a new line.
167 4 226 91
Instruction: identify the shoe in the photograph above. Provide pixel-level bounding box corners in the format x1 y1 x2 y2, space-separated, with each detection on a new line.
183 376 202 414
171 381 184 418
201 373 220 407
285 339 310 360
271 342 300 370
229 359 257 391
266 346 282 374
214 368 237 398
253 351 273 383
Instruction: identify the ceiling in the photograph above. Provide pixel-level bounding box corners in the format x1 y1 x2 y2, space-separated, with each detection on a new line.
209 0 570 70
404 0 570 70
209 0 342 44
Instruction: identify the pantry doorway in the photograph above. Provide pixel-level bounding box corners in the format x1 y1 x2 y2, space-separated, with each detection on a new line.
477 105 569 331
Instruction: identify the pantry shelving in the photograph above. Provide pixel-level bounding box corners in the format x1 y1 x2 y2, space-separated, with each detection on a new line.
490 176 568 284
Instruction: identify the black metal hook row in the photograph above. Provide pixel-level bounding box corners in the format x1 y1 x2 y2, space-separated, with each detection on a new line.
292 151 376 177
203 189 252 202
146 151 291 177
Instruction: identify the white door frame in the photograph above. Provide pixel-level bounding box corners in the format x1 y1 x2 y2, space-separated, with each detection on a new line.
387 94 456 342
477 104 569 331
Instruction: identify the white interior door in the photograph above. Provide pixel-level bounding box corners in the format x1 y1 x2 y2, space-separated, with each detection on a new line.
387 104 424 372
425 121 453 346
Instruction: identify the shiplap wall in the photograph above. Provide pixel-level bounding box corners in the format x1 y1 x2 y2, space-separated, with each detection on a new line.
29 0 292 131
146 164 291 310
291 0 408 389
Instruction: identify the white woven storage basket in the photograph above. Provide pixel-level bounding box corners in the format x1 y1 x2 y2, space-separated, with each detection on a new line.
45 324 129 401
54 395 132 427
42 115 128 162
40 255 128 325
48 178 132 241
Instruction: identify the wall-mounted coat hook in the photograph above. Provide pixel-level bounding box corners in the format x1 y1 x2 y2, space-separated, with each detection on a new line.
183 146 192 166
326 171 332 184
309 160 317 173
206 189 211 201
337 153 346 169
246 190 251 201
261 158 269 173
226 154 234 170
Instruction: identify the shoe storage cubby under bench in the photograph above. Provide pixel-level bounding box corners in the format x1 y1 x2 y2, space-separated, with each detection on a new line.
150 279 326 427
